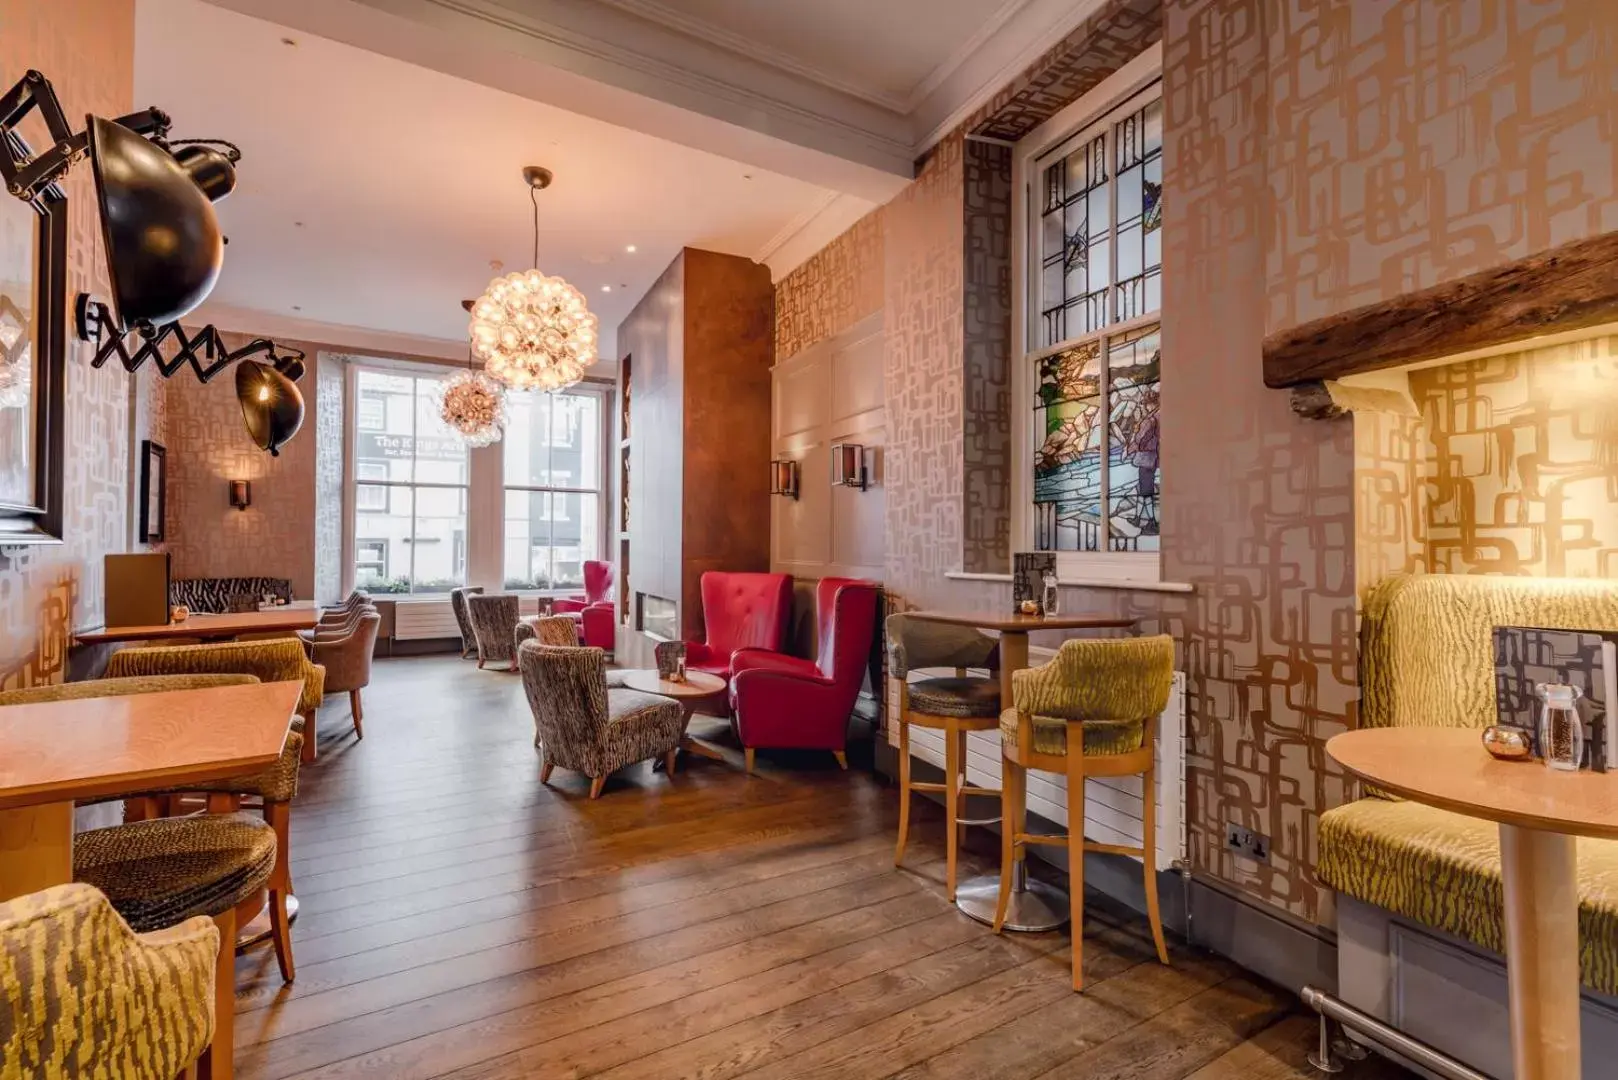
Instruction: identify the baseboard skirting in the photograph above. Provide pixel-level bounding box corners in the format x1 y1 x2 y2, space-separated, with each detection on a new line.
873 747 1338 995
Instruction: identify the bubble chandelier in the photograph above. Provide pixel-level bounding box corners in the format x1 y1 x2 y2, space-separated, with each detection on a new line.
468 166 598 392
435 347 508 447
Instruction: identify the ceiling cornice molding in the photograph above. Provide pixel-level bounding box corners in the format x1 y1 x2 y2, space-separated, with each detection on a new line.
901 0 1036 112
754 189 843 265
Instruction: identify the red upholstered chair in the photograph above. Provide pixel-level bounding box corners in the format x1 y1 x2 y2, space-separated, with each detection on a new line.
553 560 616 651
729 577 880 773
684 571 793 680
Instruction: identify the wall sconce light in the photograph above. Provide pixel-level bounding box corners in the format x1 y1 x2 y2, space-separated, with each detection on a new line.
831 442 868 490
228 479 251 510
770 459 799 499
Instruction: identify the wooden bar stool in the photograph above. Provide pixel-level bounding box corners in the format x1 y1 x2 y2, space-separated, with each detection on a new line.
888 613 1003 900
994 635 1175 991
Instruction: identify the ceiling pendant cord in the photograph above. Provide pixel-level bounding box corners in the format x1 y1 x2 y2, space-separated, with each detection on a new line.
531 183 540 270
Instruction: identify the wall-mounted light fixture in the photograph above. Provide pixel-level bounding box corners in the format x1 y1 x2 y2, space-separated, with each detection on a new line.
769 459 799 499
831 442 868 491
228 479 251 511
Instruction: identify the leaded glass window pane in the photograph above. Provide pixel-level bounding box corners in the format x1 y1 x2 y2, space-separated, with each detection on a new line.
1039 133 1108 348
1113 98 1163 323
1033 341 1104 551
1028 83 1163 556
1105 324 1161 551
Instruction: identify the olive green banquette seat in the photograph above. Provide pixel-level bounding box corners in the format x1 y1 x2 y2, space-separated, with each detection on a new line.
1317 574 1618 1073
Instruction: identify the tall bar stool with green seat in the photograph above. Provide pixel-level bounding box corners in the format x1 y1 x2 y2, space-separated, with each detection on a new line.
888 612 1002 900
993 634 1175 991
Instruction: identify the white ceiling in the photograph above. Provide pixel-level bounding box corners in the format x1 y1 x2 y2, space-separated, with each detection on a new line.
137 0 843 355
590 0 1029 111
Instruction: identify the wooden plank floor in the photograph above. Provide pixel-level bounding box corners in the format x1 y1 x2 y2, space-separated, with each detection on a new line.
232 654 1411 1080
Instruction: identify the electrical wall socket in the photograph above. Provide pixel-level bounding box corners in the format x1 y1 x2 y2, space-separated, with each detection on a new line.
1225 822 1270 863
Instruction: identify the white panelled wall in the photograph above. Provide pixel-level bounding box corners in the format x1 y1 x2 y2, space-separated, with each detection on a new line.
890 665 1188 871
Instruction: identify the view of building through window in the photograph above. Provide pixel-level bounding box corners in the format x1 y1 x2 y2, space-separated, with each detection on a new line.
503 389 603 591
353 368 469 594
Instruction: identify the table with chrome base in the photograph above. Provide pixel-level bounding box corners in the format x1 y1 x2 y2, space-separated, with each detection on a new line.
903 609 1138 932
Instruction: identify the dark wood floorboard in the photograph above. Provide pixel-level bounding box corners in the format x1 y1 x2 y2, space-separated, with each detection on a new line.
231 655 1410 1080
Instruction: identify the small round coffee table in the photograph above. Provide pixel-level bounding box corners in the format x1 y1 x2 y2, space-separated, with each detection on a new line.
620 669 729 763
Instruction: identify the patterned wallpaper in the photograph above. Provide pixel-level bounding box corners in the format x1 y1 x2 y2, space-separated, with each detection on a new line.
961 140 1013 574
1265 0 1618 335
161 331 323 599
774 208 885 360
1348 334 1618 587
0 0 143 689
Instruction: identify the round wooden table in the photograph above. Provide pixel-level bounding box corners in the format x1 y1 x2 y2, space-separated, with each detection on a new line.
620 669 729 764
904 609 1139 931
1328 726 1618 1080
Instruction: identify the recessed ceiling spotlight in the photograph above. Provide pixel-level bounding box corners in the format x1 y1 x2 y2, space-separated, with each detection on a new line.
280 36 298 47
293 221 304 228
292 305 302 311
742 173 753 180
601 285 611 293
625 244 636 253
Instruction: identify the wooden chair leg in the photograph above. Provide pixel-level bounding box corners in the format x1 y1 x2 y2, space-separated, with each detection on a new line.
944 721 961 901
539 758 555 784
1141 762 1169 966
299 711 316 763
197 908 236 1080
665 749 678 775
745 748 756 775
349 689 364 739
1067 747 1086 992
833 750 848 770
265 801 295 984
589 775 606 800
894 718 912 866
993 753 1019 933
206 793 239 814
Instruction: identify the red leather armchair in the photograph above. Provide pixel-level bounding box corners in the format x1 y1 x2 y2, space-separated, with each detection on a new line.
684 571 793 680
729 577 880 772
553 560 615 651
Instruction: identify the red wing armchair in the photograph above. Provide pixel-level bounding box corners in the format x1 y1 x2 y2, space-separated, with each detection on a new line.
552 560 616 651
729 577 880 772
684 571 793 680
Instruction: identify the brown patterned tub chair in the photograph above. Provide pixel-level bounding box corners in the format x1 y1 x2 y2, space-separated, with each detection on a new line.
514 616 630 704
467 593 521 670
308 609 381 740
450 586 484 660
105 638 326 761
0 883 218 1080
519 641 685 799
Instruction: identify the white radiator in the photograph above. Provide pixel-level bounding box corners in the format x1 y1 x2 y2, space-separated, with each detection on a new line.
891 669 1187 871
393 599 460 640
392 594 553 640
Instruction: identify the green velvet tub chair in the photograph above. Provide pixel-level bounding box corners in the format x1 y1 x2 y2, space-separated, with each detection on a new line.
1318 573 1618 1075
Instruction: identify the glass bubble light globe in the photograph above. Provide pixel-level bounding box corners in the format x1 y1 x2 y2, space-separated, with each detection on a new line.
468 270 598 392
435 369 508 447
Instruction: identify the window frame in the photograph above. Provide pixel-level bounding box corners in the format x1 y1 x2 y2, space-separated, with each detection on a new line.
1010 48 1164 584
347 364 471 597
499 382 611 596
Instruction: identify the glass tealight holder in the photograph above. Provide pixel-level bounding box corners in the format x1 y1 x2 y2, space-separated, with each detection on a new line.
1536 682 1584 773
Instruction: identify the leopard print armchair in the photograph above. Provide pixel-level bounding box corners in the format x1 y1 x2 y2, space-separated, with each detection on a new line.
519 641 684 798
467 593 521 670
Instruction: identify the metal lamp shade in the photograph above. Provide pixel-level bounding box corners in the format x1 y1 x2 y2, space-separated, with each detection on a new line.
236 360 304 456
88 115 225 330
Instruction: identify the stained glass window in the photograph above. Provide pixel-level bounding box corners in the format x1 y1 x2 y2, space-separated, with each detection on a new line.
1028 84 1163 556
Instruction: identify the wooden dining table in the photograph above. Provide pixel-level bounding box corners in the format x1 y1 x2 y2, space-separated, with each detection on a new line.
1329 726 1618 1080
903 609 1138 931
74 607 320 646
0 680 303 902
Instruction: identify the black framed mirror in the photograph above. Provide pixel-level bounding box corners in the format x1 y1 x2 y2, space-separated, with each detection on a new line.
138 440 165 543
0 129 65 546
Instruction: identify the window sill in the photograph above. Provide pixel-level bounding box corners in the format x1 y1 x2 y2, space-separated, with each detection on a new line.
943 571 1194 595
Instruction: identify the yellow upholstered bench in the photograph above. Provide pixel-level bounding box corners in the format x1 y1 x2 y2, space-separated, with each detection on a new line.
1317 573 1618 1069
